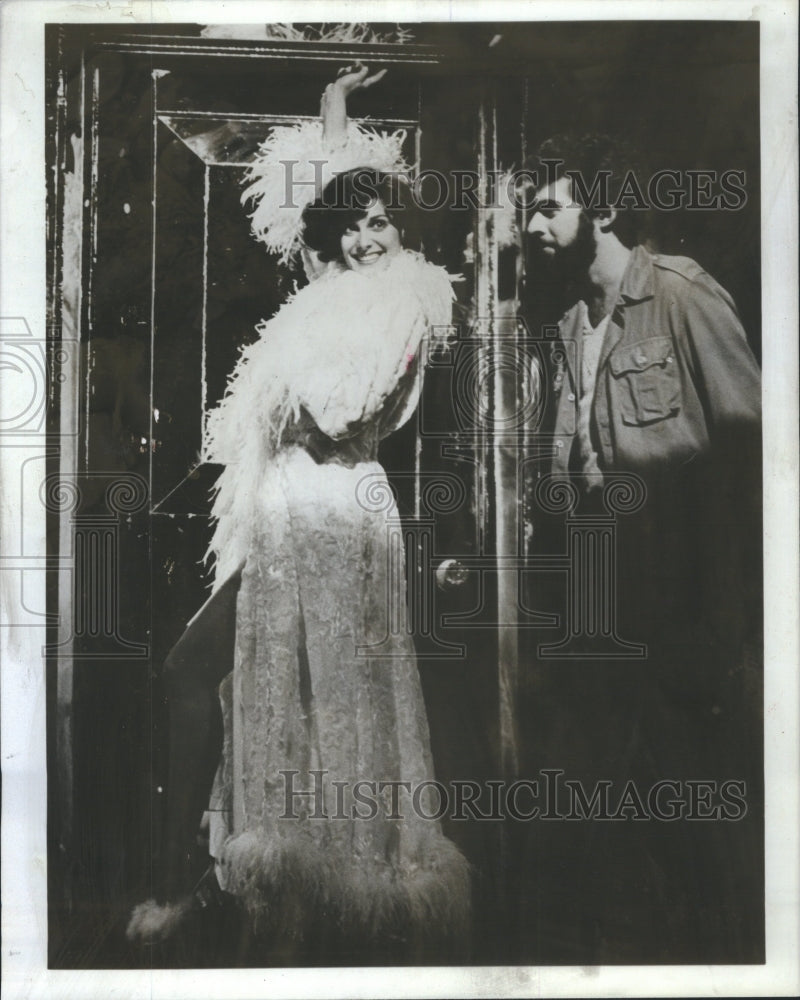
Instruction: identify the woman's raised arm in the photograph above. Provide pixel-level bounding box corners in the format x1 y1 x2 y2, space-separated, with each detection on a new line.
241 61 404 265
321 62 387 150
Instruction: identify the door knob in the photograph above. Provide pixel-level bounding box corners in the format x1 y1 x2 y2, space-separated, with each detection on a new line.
435 558 469 591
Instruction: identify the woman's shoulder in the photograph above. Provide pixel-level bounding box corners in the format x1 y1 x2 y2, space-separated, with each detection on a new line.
386 251 456 323
279 250 452 307
247 251 454 369
389 249 453 281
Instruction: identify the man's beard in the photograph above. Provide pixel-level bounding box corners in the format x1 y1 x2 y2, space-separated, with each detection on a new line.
526 210 598 307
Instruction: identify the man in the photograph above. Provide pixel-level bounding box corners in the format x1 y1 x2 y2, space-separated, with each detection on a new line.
514 134 763 962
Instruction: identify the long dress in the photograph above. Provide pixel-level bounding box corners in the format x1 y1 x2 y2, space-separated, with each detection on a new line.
202 250 470 946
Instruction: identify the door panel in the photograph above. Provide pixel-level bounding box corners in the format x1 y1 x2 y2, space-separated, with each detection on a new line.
50 29 513 966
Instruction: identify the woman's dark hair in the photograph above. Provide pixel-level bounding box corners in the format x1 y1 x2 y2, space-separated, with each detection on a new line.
301 167 421 262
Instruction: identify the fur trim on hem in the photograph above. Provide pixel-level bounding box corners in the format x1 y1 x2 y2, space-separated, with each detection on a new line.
216 830 471 943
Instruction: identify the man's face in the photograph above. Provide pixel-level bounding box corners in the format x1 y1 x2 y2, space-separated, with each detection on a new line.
522 176 597 282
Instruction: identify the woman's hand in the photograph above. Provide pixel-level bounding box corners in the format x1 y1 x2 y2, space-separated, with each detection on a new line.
321 62 387 149
331 62 387 96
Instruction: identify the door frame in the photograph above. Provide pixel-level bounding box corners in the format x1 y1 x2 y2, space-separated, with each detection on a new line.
46 25 517 917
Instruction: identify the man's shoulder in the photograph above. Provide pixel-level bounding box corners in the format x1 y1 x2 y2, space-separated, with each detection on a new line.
644 249 737 316
647 250 706 284
620 246 722 310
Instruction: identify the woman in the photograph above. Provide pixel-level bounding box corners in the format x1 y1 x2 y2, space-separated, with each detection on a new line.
127 65 470 958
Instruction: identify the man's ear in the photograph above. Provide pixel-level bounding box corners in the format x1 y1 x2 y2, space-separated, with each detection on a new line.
593 206 617 234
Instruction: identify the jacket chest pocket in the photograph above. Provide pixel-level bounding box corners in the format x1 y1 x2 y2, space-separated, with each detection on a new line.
608 336 680 426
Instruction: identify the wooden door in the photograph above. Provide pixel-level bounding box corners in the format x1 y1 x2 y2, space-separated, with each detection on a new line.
47 26 522 965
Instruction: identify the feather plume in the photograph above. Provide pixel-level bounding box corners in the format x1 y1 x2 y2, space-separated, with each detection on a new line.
201 23 415 44
241 120 412 263
126 898 192 943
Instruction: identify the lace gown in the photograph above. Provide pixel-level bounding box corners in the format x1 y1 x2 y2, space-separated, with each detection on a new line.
202 252 470 944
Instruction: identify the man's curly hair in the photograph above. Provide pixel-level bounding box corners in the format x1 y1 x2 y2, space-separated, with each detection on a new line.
517 133 649 248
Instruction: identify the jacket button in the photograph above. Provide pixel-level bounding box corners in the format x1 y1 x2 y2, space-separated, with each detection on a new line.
636 353 647 364
567 392 575 401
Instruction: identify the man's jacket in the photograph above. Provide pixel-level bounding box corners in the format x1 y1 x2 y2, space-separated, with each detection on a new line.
550 244 761 477
546 243 762 670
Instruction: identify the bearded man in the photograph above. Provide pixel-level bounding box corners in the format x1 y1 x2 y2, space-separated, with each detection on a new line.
514 134 763 963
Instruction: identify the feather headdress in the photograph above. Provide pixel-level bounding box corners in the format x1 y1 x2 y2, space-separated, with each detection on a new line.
241 120 412 264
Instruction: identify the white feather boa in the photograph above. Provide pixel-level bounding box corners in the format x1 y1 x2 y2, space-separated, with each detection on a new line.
241 119 411 263
203 250 454 586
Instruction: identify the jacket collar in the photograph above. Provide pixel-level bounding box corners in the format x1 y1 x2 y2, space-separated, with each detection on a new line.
596 245 655 372
559 245 655 328
616 244 655 305
556 245 655 381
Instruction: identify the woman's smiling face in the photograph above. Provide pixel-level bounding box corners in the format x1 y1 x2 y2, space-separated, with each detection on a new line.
340 199 403 270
